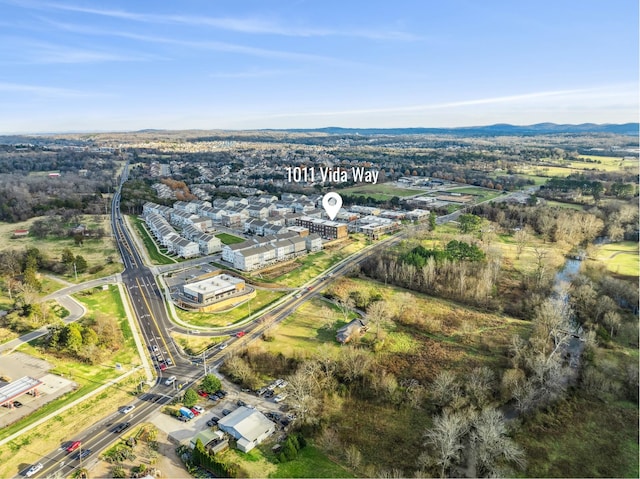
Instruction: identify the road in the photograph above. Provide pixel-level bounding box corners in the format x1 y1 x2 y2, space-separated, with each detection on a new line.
26 180 527 477
27 164 204 479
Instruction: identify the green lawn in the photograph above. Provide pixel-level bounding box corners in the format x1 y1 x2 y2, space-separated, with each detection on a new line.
446 186 504 202
216 232 246 245
340 183 418 200
594 241 639 277
128 215 177 265
175 289 286 327
270 445 355 478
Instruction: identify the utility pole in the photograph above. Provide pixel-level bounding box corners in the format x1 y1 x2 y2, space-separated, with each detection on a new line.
73 262 78 281
203 350 207 375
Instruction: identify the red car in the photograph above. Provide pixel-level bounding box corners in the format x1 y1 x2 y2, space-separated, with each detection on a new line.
236 331 246 338
197 390 209 398
66 441 81 453
159 362 167 371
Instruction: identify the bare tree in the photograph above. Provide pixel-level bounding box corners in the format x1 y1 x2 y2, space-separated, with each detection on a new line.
513 227 530 260
286 363 321 424
423 411 470 478
366 300 391 341
468 408 525 477
430 370 461 409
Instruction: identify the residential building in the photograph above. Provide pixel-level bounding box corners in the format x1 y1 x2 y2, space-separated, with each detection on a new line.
295 216 348 240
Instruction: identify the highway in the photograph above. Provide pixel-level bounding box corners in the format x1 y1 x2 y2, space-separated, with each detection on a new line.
25 175 522 477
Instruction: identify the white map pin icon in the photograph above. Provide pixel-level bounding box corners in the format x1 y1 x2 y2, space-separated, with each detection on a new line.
322 192 342 220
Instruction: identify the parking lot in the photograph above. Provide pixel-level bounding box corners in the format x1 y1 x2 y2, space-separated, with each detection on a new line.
0 352 76 428
150 375 294 446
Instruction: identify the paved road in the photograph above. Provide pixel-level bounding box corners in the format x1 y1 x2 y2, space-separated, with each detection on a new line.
0 296 86 355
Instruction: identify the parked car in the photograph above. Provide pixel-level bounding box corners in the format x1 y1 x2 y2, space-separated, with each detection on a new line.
197 390 209 398
237 400 246 407
222 409 232 416
192 405 205 414
264 390 275 398
12 400 22 408
66 441 81 453
151 345 159 352
112 422 130 433
120 405 135 414
159 362 167 371
216 390 228 397
208 394 220 402
25 463 43 477
257 388 267 396
278 381 288 388
206 417 220 427
274 394 288 403
165 357 173 366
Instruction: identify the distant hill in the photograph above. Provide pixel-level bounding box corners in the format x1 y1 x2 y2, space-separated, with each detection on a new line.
279 123 639 136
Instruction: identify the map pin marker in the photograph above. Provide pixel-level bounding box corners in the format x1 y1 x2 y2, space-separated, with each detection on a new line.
322 192 342 220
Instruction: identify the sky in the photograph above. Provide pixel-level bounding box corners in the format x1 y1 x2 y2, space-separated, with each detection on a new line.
0 0 638 133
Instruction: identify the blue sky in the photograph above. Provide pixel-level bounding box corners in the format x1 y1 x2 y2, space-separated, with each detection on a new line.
0 0 637 133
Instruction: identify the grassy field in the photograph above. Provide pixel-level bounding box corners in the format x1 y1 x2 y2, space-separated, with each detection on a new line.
262 298 355 357
268 445 355 478
175 289 286 327
543 200 586 210
593 241 639 277
0 383 136 478
216 232 246 245
218 443 353 478
266 235 369 287
575 154 639 172
171 330 226 355
128 215 177 265
515 397 639 478
340 183 418 200
0 215 121 282
0 285 141 447
446 186 504 202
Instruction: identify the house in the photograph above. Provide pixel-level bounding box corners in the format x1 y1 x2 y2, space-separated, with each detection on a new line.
217 407 276 453
336 318 369 344
305 233 323 252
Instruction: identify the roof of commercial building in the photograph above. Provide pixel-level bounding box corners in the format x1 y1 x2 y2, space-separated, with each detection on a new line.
218 407 275 443
0 376 42 405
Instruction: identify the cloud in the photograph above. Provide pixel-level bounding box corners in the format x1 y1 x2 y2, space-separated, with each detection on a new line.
40 19 357 65
208 68 297 79
9 0 421 41
0 81 100 98
1 38 164 64
254 85 640 119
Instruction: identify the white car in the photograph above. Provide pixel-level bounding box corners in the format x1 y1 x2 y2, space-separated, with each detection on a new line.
151 345 159 352
274 394 288 403
164 375 176 386
121 405 136 414
278 381 288 388
218 342 228 350
192 405 204 414
26 463 43 477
